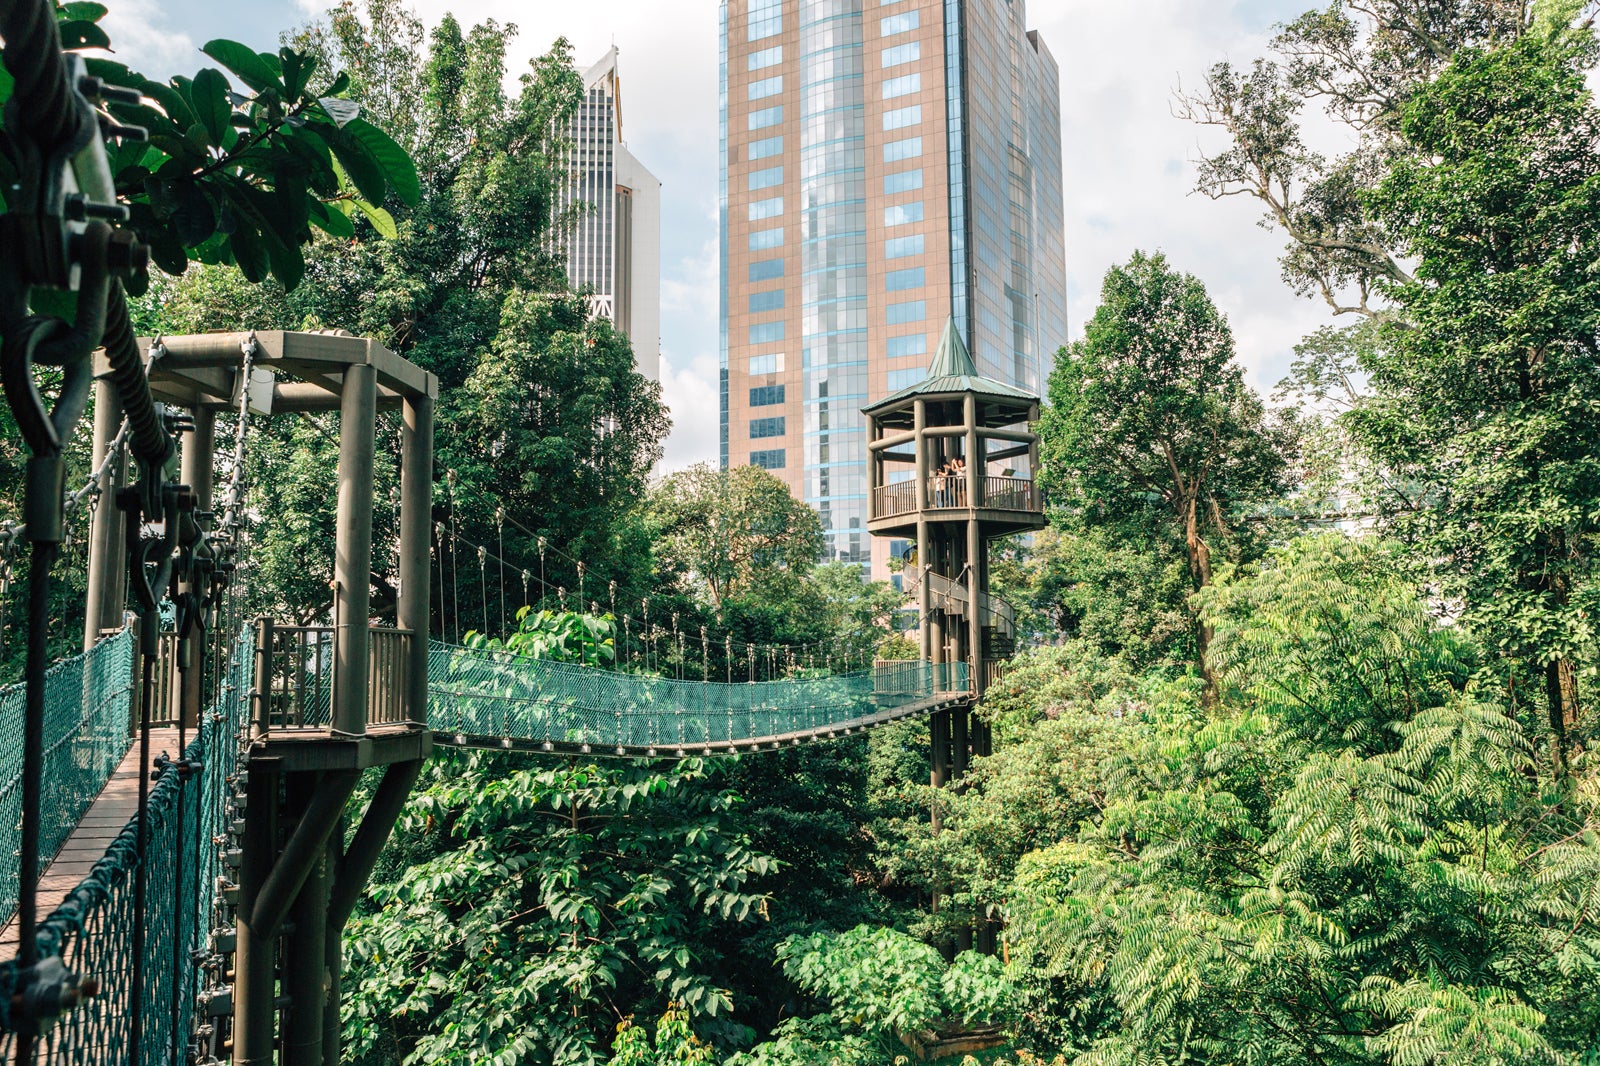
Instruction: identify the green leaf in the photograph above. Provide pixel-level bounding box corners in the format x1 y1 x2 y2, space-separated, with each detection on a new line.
0 59 13 113
200 39 281 92
228 226 268 283
308 198 354 239
280 48 317 99
329 134 387 206
58 20 110 51
318 97 361 127
190 67 231 145
344 118 418 207
57 2 108 21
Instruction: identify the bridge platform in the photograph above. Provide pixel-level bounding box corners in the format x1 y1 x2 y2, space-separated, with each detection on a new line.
0 728 177 950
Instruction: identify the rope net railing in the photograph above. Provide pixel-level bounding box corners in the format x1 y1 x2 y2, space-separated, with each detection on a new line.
0 628 253 1064
0 631 135 929
428 641 970 752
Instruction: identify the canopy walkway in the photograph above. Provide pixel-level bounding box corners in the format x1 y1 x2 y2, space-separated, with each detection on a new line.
0 625 970 1063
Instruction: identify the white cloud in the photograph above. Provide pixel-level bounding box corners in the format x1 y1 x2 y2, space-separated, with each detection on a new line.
1040 0 1332 395
101 0 198 75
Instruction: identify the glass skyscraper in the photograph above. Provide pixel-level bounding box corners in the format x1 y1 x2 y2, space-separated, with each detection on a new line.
719 0 1064 576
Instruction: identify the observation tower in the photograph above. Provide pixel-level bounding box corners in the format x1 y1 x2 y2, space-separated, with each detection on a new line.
863 319 1045 784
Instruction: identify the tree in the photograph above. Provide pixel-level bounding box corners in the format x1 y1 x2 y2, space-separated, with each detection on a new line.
1039 252 1291 684
649 464 824 610
1356 27 1600 773
342 753 775 1066
1011 536 1600 1065
1174 0 1586 318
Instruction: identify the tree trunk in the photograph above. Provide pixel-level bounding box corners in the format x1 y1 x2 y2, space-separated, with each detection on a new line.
1184 495 1217 698
1544 656 1579 780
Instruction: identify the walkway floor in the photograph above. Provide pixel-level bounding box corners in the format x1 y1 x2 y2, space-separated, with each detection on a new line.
0 728 179 950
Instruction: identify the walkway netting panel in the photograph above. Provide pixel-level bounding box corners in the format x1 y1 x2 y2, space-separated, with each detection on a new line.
0 630 135 929
0 629 253 1065
428 642 970 750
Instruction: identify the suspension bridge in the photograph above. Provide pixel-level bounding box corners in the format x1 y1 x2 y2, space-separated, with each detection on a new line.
0 3 1041 1058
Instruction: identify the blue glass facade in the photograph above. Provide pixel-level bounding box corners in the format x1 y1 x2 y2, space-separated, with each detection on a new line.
720 0 1064 574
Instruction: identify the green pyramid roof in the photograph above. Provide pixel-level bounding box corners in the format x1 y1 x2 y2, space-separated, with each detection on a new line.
863 317 1038 413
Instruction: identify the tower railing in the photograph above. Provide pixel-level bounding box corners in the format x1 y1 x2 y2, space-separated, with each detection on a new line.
871 475 1041 519
252 623 418 732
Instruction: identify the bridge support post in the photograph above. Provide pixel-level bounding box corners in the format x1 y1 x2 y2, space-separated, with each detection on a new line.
334 363 377 736
235 758 281 1066
83 380 126 651
179 406 215 728
284 774 329 1066
398 391 433 719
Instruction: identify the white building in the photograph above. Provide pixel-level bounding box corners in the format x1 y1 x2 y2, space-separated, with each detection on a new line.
554 47 662 380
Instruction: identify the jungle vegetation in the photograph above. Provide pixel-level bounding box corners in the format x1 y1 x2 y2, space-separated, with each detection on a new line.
0 1 1597 1064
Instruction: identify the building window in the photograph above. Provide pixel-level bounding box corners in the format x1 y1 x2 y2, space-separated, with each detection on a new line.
749 135 783 159
886 266 925 291
882 42 920 67
884 201 924 226
749 322 786 345
748 352 785 374
882 73 921 99
748 45 782 70
751 449 786 470
887 367 928 390
749 257 785 281
749 0 782 41
748 165 784 190
885 234 924 259
883 169 923 194
749 289 785 312
880 11 919 36
748 196 784 220
748 105 783 130
883 104 922 130
749 384 786 406
887 333 927 358
750 416 787 439
887 299 925 324
884 136 922 163
749 226 784 250
749 75 783 99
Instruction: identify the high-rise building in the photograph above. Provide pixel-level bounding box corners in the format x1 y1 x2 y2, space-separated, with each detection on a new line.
719 0 1065 575
557 47 663 380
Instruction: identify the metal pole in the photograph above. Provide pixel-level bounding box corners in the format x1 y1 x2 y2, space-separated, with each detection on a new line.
334 363 376 735
398 392 433 723
83 381 125 649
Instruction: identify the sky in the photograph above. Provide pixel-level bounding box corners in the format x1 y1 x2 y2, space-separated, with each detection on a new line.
105 0 1334 472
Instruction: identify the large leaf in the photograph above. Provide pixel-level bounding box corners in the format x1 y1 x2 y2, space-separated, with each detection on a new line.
228 224 268 283
57 2 108 22
200 40 281 93
329 134 387 206
318 97 361 127
308 198 355 239
351 199 397 239
190 67 231 146
58 20 110 51
344 118 418 207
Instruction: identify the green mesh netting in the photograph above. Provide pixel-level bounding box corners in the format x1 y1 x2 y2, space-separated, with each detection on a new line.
0 630 135 929
0 628 252 1064
428 641 969 751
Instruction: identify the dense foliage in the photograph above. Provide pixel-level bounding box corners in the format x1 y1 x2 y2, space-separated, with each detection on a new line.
6 1 1600 1064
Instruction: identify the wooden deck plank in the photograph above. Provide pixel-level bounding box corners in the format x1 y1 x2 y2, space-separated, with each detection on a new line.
0 729 179 950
